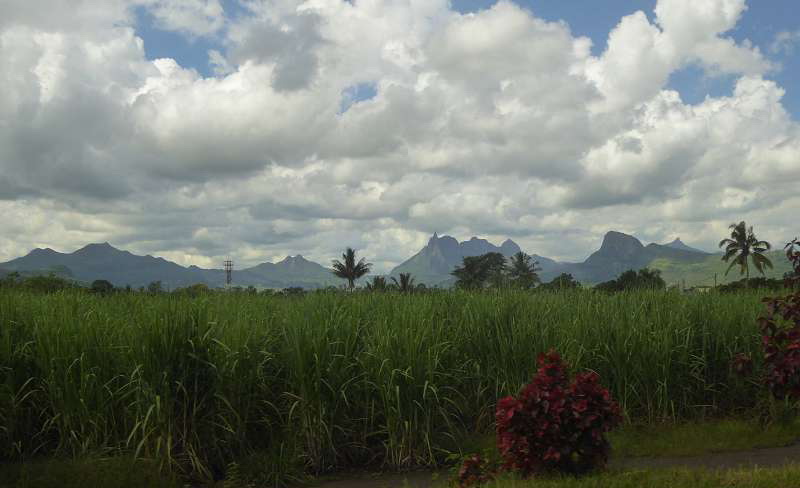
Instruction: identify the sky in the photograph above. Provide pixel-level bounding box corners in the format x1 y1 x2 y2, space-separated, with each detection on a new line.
1 0 799 273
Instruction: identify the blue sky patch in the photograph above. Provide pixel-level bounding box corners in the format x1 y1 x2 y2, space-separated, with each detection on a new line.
339 82 379 114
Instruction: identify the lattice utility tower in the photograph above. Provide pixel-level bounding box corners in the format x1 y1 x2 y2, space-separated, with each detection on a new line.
224 260 233 287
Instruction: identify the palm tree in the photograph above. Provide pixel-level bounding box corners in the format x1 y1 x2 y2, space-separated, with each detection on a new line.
719 221 773 286
331 247 372 290
391 273 416 293
507 251 541 289
366 276 388 291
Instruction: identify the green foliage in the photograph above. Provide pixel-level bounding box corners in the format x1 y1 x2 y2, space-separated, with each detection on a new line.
452 253 507 290
719 277 793 293
538 273 581 291
147 280 163 294
0 288 777 483
365 276 389 291
595 268 666 293
719 221 773 283
507 252 540 290
20 274 76 294
173 283 211 297
331 247 372 290
479 465 800 488
90 280 115 295
0 457 181 488
391 273 416 293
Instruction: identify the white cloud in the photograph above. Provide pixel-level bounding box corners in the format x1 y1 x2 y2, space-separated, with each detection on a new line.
771 30 800 55
139 0 226 37
0 0 797 272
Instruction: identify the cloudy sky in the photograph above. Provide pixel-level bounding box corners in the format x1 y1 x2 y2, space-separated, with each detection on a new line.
1 0 798 272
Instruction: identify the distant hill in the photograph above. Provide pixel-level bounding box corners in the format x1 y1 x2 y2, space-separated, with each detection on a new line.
389 231 755 286
649 250 794 288
566 232 709 284
389 233 543 286
0 243 338 289
1 233 794 290
663 238 708 254
237 255 340 289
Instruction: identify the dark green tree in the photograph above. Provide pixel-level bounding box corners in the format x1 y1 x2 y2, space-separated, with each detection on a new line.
331 247 372 290
507 251 541 289
452 252 507 290
391 273 416 293
90 279 115 295
366 276 389 292
719 221 773 286
539 273 581 291
1 271 21 288
147 280 163 294
596 268 666 292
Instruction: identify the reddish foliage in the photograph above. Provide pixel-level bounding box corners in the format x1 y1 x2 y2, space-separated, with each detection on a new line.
455 454 496 488
495 350 622 477
758 239 800 400
732 353 754 377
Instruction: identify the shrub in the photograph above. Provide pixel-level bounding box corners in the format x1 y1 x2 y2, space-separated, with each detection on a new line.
90 279 115 295
757 239 800 401
455 454 496 488
495 350 622 477
596 268 666 292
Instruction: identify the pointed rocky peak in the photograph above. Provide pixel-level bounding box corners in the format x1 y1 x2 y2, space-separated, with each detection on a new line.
500 239 522 256
28 247 59 256
279 255 307 266
663 237 707 254
459 236 498 258
74 242 120 256
594 231 644 259
425 233 459 254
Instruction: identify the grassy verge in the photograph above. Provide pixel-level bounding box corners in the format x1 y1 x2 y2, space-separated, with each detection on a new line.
610 418 800 458
479 465 800 488
0 457 181 488
455 418 800 464
2 418 799 487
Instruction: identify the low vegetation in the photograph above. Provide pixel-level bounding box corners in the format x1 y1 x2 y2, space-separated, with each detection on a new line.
0 287 786 484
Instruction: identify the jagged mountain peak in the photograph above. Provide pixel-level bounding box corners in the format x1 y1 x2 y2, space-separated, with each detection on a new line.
74 242 119 255
663 237 707 254
598 231 644 253
500 238 522 255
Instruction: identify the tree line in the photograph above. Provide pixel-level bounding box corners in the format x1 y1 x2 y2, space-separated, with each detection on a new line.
0 221 795 295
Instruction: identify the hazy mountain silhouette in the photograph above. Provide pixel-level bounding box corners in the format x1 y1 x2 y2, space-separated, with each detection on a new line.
389 233 555 286
390 231 714 286
0 231 789 289
663 238 708 254
0 244 337 289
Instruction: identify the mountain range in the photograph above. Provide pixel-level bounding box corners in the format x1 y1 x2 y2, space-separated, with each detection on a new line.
0 243 338 290
0 232 793 289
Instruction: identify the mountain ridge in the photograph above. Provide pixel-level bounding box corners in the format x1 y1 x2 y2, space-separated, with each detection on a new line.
0 232 791 289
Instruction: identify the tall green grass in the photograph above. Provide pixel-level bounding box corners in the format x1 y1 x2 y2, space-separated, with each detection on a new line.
0 289 770 482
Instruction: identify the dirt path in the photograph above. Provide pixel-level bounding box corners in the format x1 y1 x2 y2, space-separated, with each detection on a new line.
305 443 800 488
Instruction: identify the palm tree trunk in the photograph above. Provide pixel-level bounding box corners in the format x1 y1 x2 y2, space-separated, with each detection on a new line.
745 260 750 288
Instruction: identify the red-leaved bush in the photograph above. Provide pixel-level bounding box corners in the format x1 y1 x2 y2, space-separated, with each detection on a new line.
455 454 496 488
758 239 800 400
495 350 622 477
